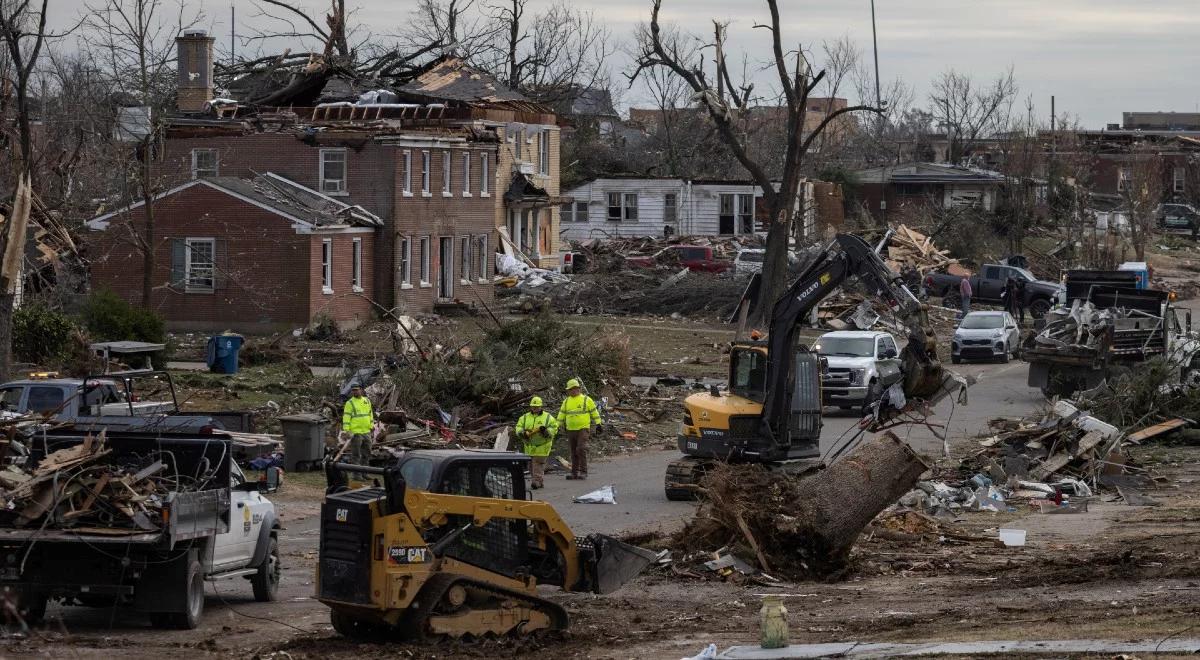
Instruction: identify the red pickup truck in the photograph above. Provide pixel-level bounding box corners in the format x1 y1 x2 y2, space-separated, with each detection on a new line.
625 245 732 273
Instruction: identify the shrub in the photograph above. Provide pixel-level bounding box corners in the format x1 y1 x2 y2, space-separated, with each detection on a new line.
12 302 78 365
82 290 165 344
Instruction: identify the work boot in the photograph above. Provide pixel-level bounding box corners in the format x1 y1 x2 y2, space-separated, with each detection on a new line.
566 474 581 480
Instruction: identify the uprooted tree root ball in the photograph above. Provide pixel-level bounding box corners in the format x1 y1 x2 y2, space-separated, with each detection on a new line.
672 432 930 581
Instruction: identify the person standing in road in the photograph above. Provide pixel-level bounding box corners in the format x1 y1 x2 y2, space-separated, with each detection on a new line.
1015 277 1028 324
959 276 973 318
516 396 558 489
557 379 602 480
342 384 375 473
1003 277 1019 318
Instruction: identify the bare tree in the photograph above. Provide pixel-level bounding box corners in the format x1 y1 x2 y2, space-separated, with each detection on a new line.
482 0 612 105
82 0 202 308
0 0 51 379
993 99 1047 253
929 68 1017 165
631 0 880 322
1121 149 1164 261
399 0 493 59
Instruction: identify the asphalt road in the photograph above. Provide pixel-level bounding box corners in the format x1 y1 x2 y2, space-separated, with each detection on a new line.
538 359 1041 536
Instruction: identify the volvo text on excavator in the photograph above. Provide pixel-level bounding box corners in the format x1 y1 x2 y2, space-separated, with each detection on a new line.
665 233 952 500
318 450 657 639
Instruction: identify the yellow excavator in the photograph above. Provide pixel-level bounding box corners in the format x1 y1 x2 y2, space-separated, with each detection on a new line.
318 450 657 639
666 233 955 500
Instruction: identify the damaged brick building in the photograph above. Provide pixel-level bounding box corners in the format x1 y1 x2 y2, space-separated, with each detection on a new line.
88 30 562 331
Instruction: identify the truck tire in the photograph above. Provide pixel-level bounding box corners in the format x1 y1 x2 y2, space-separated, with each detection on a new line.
999 345 1010 363
1029 298 1052 319
251 536 281 602
152 559 205 630
18 593 46 626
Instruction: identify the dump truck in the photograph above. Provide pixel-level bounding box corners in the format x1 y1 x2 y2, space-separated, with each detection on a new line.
1024 270 1200 398
318 450 656 639
0 431 281 629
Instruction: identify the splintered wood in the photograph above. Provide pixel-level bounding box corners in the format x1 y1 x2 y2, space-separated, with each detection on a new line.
886 224 966 276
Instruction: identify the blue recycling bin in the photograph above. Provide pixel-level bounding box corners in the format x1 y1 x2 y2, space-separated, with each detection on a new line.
206 334 244 374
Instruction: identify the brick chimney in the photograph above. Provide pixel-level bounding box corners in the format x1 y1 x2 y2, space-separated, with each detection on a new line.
176 29 215 113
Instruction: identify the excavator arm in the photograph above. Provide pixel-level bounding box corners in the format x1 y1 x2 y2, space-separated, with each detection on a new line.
760 234 924 446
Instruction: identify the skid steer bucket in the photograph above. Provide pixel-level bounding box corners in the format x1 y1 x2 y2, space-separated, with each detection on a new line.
583 534 659 595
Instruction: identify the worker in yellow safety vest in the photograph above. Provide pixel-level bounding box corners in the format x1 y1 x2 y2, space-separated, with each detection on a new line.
556 378 601 480
515 396 558 489
341 384 375 472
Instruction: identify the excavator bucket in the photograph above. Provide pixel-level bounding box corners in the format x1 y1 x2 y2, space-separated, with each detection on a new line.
583 534 659 595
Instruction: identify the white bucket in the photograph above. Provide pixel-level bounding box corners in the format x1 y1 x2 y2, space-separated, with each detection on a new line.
998 528 1027 547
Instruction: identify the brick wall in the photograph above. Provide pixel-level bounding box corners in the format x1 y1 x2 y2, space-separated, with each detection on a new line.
391 145 496 313
307 232 375 327
89 182 371 332
162 132 397 306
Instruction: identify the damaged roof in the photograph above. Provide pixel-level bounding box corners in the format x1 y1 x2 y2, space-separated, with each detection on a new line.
399 57 546 113
87 173 382 230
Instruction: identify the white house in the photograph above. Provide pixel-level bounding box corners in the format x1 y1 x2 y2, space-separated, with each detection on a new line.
559 177 819 243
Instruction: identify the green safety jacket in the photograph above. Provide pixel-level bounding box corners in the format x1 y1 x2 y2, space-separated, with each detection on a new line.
516 411 558 457
557 394 601 432
342 396 374 434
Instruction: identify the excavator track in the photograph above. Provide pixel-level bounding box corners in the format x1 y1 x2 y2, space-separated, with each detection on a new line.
398 572 569 641
665 457 710 501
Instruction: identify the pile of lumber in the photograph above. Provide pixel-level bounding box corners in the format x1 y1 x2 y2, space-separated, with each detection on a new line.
886 225 967 276
978 401 1124 484
0 432 174 532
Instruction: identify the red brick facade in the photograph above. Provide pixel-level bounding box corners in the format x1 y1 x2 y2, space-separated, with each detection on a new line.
160 131 497 315
88 181 375 332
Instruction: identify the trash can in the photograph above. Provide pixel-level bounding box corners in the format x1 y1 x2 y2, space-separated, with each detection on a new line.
206 334 244 375
279 413 328 472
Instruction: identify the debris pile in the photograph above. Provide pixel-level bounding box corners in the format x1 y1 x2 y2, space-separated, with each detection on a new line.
567 235 763 274
671 432 928 580
504 270 747 319
1079 358 1200 432
886 225 966 276
0 433 176 532
976 400 1123 485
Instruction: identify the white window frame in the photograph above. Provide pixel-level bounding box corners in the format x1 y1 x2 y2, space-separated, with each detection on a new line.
399 236 412 288
442 150 452 196
184 237 216 293
319 148 347 195
539 129 550 175
738 194 755 233
462 151 472 196
321 239 333 294
351 238 363 292
475 234 488 282
607 192 622 221
459 235 472 284
402 150 412 196
1175 166 1186 193
623 193 638 222
664 193 678 224
419 236 431 286
421 150 431 196
480 153 490 196
190 148 218 179
1118 167 1131 193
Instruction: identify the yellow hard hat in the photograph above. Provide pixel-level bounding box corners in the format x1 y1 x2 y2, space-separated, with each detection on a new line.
530 396 544 408
565 378 581 390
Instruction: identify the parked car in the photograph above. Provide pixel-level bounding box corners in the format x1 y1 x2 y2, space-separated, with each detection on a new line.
625 245 732 273
813 330 903 409
733 249 802 275
952 311 1021 364
924 263 1062 318
1157 203 1200 236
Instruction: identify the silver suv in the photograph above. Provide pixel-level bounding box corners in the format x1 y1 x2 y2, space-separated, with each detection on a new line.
814 331 903 409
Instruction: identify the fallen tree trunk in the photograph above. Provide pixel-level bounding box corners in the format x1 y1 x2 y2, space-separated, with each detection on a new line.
676 432 929 579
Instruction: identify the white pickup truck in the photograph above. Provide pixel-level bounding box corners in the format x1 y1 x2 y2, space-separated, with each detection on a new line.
0 432 281 629
813 330 904 409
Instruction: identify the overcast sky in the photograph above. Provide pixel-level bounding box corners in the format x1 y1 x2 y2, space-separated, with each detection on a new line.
44 0 1200 128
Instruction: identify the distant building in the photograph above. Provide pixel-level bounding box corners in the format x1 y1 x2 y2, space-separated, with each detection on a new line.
853 162 1009 221
559 176 837 243
1123 111 1200 131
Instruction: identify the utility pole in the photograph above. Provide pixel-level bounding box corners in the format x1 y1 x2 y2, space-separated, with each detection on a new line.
230 5 235 65
870 0 881 109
